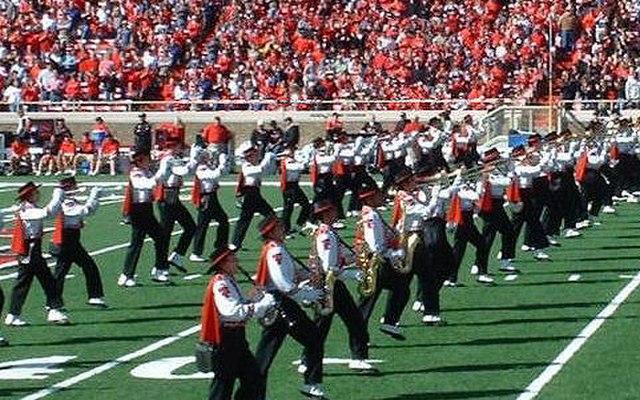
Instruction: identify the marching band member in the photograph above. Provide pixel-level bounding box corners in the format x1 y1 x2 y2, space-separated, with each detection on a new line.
231 145 276 250
253 216 325 399
6 181 69 326
447 171 493 285
299 200 373 372
119 149 172 287
332 133 354 222
511 149 551 261
476 150 518 274
418 177 455 324
201 247 275 400
347 136 377 215
451 122 481 168
52 177 106 307
576 145 608 223
279 147 312 237
310 138 340 226
356 187 409 340
391 170 433 319
190 149 229 262
156 140 197 272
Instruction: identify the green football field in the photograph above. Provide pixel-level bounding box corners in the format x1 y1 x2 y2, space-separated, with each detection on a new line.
1 177 639 400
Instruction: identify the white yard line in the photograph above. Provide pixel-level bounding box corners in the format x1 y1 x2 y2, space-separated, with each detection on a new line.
567 274 581 282
504 274 519 282
183 274 202 281
21 325 202 400
517 271 640 400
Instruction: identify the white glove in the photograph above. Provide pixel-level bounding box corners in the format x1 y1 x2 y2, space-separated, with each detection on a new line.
339 269 364 283
171 165 189 176
292 285 322 305
218 152 228 167
90 186 102 198
253 293 276 318
385 248 405 260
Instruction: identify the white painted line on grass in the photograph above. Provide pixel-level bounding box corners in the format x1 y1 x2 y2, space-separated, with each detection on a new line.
0 272 17 282
65 274 76 280
21 325 202 400
504 274 519 282
183 274 202 281
517 271 640 400
619 274 634 279
567 274 581 282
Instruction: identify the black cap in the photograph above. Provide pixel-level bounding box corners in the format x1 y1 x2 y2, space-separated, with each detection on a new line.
16 181 40 200
208 247 235 271
258 216 280 236
394 168 413 186
59 176 77 191
313 199 335 215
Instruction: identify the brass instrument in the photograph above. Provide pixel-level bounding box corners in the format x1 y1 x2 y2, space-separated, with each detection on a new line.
354 220 381 297
234 265 282 327
380 212 410 275
307 236 335 317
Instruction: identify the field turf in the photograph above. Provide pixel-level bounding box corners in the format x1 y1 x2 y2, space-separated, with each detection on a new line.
0 177 639 400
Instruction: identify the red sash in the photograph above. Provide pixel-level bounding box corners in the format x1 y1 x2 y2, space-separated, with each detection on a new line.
191 177 202 206
11 213 26 256
200 276 222 345
255 243 270 286
478 180 493 213
446 194 464 226
122 183 133 216
52 213 65 245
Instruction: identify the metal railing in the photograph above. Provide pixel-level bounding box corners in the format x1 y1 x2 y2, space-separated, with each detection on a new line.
3 98 526 113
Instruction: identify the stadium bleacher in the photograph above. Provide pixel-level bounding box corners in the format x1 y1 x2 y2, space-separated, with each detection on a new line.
0 0 637 111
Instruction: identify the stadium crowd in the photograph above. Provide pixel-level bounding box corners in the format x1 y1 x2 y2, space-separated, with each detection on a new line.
0 0 638 111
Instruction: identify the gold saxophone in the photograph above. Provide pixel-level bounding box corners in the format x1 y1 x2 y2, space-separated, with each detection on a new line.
308 237 335 316
354 220 381 297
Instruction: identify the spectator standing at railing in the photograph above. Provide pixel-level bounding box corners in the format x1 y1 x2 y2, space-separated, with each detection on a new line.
283 117 300 149
625 69 640 108
203 116 231 155
133 113 153 153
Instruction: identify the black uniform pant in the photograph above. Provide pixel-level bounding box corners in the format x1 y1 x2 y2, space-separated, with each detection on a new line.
53 229 104 302
193 192 229 256
122 203 168 278
209 327 260 400
348 168 377 212
479 199 516 261
281 183 311 233
301 280 368 365
451 212 489 280
512 190 549 250
381 160 403 194
0 284 4 319
9 240 62 315
617 153 640 191
158 199 196 256
359 259 411 330
255 296 323 398
232 188 274 248
419 218 453 316
580 169 606 218
541 184 564 237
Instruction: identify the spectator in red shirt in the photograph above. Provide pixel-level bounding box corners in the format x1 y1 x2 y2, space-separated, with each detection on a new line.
74 132 97 174
203 116 231 153
58 135 77 175
93 133 120 176
9 136 31 175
